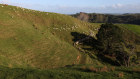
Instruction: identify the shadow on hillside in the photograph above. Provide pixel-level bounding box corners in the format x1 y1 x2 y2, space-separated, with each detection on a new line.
71 32 120 66
71 32 98 50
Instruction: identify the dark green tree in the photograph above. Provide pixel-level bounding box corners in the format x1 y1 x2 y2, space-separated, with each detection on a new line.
96 23 139 67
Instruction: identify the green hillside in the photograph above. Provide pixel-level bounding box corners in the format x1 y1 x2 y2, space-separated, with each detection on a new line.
0 4 102 69
117 24 140 35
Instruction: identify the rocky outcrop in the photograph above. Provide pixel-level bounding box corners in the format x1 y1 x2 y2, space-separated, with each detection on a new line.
77 12 89 22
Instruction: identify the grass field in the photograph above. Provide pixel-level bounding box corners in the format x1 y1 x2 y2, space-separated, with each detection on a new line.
117 24 140 35
0 65 140 79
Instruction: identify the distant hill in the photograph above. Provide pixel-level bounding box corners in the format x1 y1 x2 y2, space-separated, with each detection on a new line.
72 12 140 25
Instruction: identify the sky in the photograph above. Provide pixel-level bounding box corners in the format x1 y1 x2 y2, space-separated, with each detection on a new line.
0 0 140 14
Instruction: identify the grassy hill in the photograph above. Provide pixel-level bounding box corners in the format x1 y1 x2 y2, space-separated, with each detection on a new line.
0 4 102 69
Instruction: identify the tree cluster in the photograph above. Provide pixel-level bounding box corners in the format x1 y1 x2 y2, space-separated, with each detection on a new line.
96 23 140 66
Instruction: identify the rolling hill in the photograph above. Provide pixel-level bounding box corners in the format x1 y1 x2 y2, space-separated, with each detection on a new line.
0 4 102 69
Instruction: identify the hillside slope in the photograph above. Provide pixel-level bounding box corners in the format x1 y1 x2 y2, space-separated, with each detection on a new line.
0 4 102 69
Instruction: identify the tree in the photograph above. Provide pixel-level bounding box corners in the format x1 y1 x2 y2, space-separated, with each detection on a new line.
96 23 138 66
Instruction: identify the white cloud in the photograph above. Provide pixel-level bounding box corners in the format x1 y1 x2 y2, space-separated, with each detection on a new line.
112 3 123 8
0 0 10 3
43 3 140 14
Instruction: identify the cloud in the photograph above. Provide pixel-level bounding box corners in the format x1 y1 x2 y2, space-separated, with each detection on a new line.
0 0 44 11
42 3 140 14
102 3 140 13
112 3 123 8
0 0 10 3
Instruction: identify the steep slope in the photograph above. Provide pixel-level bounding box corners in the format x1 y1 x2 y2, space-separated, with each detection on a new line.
0 4 101 69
